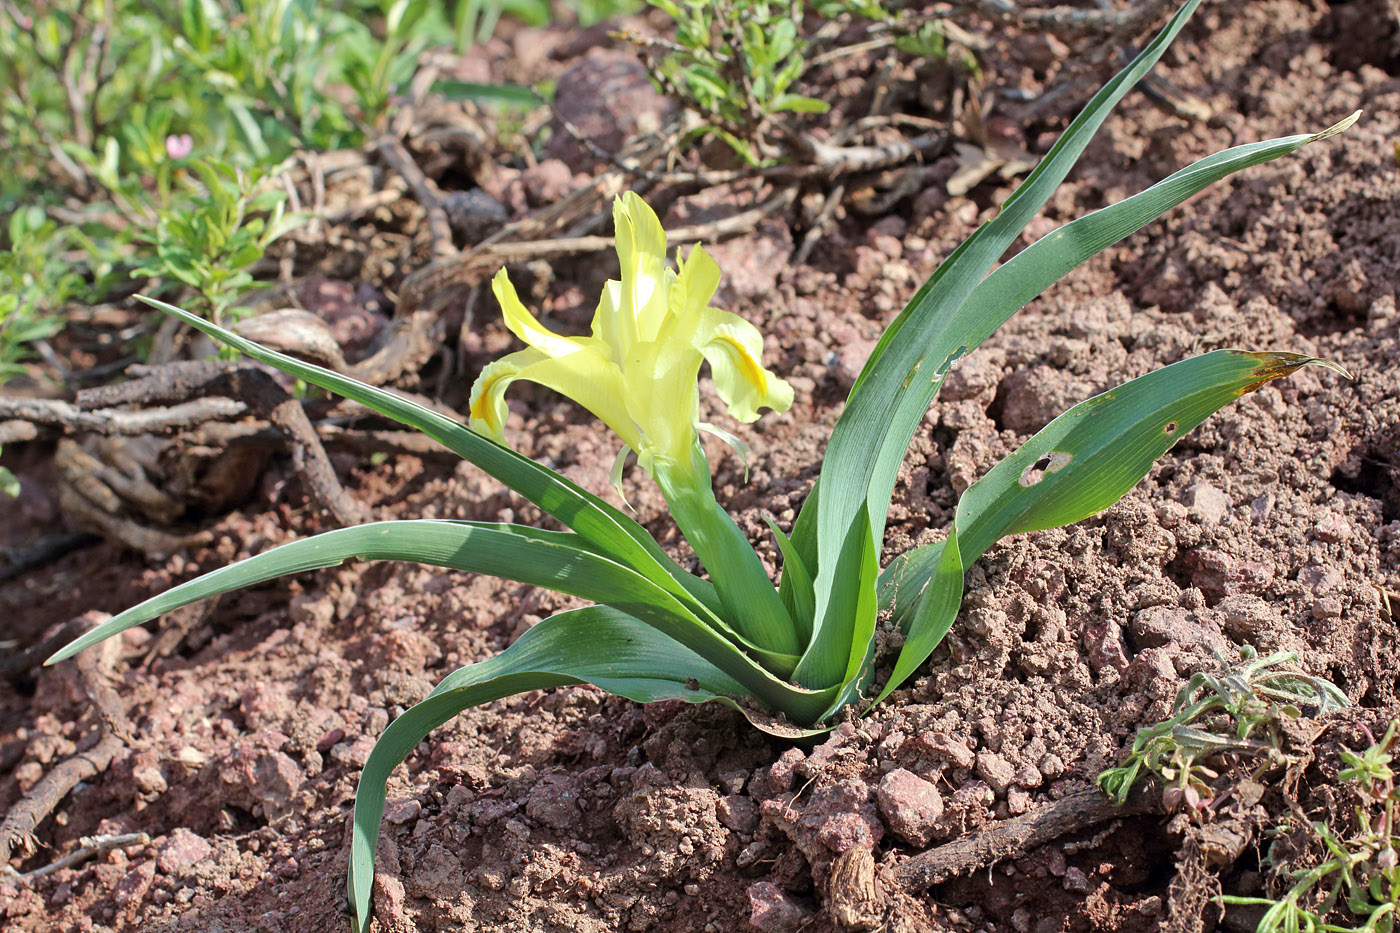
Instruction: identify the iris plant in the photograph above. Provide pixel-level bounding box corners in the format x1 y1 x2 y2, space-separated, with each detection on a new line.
49 2 1355 928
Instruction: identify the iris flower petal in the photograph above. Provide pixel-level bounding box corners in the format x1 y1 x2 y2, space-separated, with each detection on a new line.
613 191 670 344
491 269 581 359
699 310 795 423
469 347 642 453
469 192 791 483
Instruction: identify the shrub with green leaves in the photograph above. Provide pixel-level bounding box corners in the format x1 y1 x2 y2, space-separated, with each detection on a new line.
131 160 303 326
635 0 968 163
50 2 1359 928
0 208 87 385
638 0 831 163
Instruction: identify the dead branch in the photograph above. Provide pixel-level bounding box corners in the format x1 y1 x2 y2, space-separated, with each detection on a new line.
8 832 151 884
0 396 248 436
0 533 99 587
0 632 133 868
394 186 799 318
140 598 220 665
226 369 370 526
73 630 136 745
0 620 85 683
895 783 1163 891
75 360 241 410
0 731 125 868
0 420 41 444
377 135 457 260
945 0 1178 39
189 421 458 458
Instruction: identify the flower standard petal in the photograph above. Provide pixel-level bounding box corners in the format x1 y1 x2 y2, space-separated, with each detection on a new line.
623 339 704 474
613 192 671 344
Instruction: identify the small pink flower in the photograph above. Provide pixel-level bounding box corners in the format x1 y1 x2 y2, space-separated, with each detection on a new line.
165 134 194 160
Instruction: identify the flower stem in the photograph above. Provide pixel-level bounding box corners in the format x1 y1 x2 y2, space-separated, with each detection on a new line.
654 444 801 665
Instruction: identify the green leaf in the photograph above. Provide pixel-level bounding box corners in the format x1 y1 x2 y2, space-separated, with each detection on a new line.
348 605 829 933
804 0 1209 682
653 446 799 661
944 111 1361 366
0 464 19 499
954 351 1345 556
48 519 834 721
867 529 962 709
133 297 722 618
872 351 1347 704
431 79 541 109
764 514 814 643
770 93 830 115
792 502 877 689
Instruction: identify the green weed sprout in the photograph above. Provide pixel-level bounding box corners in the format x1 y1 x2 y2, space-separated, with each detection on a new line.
1221 722 1400 933
1097 647 1349 810
49 3 1359 929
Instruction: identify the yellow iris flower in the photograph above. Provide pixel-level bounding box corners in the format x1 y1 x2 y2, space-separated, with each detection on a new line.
469 192 794 476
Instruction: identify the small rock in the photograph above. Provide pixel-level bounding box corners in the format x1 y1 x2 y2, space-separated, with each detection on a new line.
717 795 759 834
762 748 806 796
330 735 376 768
1314 512 1352 543
1185 483 1230 524
384 798 421 825
443 188 507 243
219 739 305 819
1038 754 1066 780
747 881 812 932
316 728 346 752
1220 594 1280 642
115 860 156 911
1312 596 1345 620
975 752 1017 796
915 731 976 770
157 828 215 876
525 775 580 831
1084 620 1130 674
1129 605 1226 653
817 811 882 853
545 49 675 171
876 769 945 847
128 751 168 796
1013 765 1043 789
1063 866 1092 893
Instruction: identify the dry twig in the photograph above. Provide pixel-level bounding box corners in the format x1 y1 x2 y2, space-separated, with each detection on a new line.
0 629 133 869
7 833 151 884
377 135 456 260
896 783 1162 891
945 0 1178 39
0 396 248 436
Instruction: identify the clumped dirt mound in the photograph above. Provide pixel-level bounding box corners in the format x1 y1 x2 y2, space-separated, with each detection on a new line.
3 3 1399 932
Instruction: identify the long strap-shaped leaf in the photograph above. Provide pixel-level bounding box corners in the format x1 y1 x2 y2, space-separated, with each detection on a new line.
869 351 1346 708
777 113 1357 639
347 604 829 933
796 0 1205 688
47 520 834 718
134 297 721 617
943 113 1359 364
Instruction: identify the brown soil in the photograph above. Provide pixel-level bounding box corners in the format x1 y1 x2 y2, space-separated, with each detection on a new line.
4 2 1400 932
